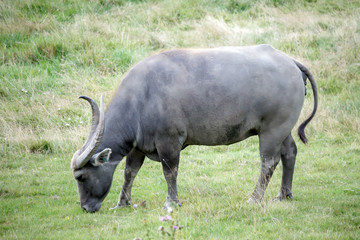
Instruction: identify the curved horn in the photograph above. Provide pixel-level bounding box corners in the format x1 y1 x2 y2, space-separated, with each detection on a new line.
78 96 100 150
71 96 105 170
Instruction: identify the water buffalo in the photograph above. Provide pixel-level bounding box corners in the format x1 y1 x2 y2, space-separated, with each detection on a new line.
71 44 318 212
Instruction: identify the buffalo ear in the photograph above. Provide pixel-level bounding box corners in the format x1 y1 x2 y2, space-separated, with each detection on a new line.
91 148 112 166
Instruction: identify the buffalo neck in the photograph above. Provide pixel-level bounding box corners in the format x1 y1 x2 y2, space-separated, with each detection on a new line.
96 94 137 162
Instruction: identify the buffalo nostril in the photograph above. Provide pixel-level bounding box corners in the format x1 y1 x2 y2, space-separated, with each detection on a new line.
81 204 97 213
81 205 91 212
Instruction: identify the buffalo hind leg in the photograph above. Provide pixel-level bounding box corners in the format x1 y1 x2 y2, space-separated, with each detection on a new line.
113 149 145 208
157 139 182 211
274 134 297 201
248 131 282 203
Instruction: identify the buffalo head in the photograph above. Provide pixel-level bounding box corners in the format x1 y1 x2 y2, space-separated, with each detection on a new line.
71 96 114 212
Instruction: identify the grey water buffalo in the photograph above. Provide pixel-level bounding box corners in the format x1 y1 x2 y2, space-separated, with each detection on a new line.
71 44 318 212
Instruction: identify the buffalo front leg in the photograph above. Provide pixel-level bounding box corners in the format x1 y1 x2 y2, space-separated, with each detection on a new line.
275 134 297 200
158 141 182 211
248 132 281 203
113 149 145 208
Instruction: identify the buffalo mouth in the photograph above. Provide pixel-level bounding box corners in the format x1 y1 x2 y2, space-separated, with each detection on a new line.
81 202 102 213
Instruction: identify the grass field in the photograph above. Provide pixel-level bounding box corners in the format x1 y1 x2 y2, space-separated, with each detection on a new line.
1 0 359 239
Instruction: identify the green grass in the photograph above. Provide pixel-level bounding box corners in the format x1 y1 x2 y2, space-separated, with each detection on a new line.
1 0 360 239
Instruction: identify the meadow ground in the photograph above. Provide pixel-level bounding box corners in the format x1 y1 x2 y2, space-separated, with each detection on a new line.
0 0 359 239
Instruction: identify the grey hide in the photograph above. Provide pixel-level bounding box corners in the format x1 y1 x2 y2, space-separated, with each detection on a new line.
71 44 318 212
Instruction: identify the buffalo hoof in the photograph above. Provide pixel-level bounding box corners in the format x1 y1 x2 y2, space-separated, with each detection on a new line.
273 192 293 201
110 205 120 210
118 199 131 206
247 197 261 204
164 200 182 212
110 200 131 210
109 204 128 210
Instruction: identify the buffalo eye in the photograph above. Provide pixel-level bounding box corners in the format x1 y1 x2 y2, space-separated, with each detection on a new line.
74 172 86 182
75 174 85 182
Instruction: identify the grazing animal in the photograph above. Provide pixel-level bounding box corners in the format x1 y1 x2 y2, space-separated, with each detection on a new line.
71 44 318 212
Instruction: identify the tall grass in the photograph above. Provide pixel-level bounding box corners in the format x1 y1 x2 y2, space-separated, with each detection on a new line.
1 0 359 239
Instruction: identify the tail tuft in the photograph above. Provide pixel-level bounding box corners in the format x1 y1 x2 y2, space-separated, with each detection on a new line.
298 122 308 144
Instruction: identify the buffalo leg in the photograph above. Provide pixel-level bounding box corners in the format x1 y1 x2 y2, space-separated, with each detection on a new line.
275 134 297 200
157 140 182 211
248 131 282 203
116 149 145 207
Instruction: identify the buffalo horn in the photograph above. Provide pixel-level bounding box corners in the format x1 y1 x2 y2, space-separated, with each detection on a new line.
71 96 105 170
